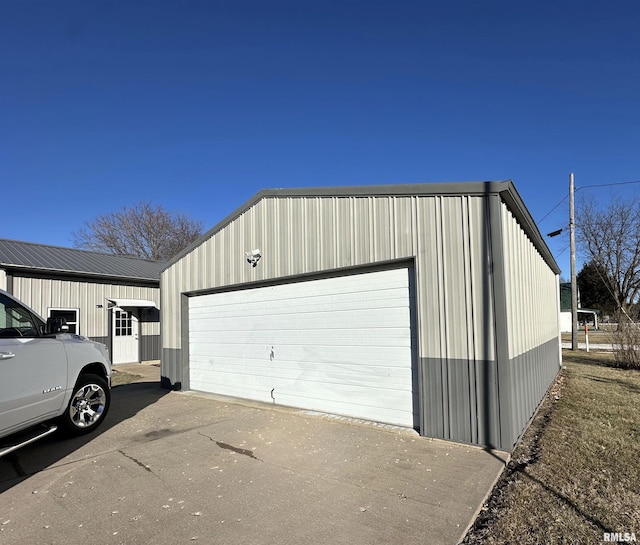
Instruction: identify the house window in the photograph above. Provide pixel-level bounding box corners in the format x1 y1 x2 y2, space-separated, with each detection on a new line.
49 308 79 334
115 310 132 336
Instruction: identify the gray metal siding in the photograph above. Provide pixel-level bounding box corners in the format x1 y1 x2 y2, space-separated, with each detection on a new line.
421 357 499 446
417 196 499 446
504 338 559 447
501 203 559 355
162 195 473 348
141 335 161 361
11 276 160 339
495 201 561 449
162 193 505 446
161 348 181 389
161 185 559 449
167 181 559 274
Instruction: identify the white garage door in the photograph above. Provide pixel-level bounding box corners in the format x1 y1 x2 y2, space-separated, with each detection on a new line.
188 267 417 428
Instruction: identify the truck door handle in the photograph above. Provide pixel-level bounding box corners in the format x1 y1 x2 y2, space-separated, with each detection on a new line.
0 352 16 360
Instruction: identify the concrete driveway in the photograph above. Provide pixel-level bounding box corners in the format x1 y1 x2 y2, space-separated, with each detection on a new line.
0 375 508 545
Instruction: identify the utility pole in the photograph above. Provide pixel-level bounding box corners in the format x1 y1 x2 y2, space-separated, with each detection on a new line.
570 173 578 350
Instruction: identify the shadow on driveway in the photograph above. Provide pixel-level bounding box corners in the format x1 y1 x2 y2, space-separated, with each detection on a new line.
0 381 168 493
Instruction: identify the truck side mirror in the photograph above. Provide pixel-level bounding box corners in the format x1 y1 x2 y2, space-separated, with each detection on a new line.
46 317 69 335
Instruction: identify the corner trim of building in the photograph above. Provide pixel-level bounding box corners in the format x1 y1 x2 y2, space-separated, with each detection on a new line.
488 194 511 451
180 293 191 391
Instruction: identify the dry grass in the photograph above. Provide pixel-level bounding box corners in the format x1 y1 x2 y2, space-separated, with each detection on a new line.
463 350 640 544
110 369 144 386
560 329 614 343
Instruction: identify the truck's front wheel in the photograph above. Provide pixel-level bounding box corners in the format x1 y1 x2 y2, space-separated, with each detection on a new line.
61 374 110 435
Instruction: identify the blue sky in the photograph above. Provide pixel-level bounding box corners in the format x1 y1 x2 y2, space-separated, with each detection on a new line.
2 1 639 276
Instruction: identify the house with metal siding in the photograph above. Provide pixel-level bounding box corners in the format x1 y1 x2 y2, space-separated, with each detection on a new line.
160 181 561 451
0 238 163 364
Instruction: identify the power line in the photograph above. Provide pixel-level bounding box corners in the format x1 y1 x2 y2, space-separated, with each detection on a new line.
577 179 640 190
537 179 640 225
537 194 569 224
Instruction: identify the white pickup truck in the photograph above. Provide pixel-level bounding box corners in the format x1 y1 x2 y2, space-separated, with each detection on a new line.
0 289 112 457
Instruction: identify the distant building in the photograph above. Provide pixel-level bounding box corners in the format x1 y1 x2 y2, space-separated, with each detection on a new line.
559 282 599 331
0 238 163 364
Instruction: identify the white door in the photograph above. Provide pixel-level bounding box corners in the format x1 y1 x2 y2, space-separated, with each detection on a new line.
112 309 139 364
188 268 417 428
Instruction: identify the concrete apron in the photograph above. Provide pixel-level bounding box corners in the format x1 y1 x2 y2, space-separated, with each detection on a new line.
0 382 508 545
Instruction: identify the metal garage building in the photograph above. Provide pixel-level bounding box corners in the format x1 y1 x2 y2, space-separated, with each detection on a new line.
160 181 561 451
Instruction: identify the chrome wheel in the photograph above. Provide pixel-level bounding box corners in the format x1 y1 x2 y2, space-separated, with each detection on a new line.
62 374 110 435
69 383 107 428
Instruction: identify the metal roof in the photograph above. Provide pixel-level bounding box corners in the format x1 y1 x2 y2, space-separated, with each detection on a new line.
0 238 164 282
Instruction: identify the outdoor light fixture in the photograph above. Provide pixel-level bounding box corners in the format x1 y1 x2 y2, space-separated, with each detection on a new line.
245 249 262 267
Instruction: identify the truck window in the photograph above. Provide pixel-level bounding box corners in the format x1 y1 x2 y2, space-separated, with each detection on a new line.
0 294 42 338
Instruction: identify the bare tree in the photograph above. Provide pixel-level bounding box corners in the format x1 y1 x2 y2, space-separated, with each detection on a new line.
73 201 203 261
576 195 640 317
